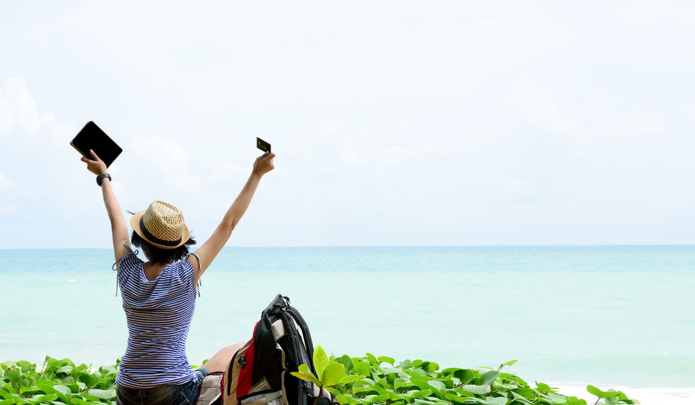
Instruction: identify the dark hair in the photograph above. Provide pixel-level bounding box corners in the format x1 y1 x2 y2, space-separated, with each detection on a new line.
131 231 196 264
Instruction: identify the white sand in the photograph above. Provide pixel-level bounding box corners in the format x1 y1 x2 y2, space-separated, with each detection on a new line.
553 384 695 405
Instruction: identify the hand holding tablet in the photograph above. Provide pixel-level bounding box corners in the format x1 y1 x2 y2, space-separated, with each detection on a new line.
71 121 122 168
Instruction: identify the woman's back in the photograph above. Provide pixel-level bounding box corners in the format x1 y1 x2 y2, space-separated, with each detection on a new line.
115 252 199 388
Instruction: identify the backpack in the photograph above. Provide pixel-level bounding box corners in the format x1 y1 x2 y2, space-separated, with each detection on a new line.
221 294 332 405
196 372 224 405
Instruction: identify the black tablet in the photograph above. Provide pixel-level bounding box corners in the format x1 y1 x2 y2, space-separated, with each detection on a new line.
70 121 122 167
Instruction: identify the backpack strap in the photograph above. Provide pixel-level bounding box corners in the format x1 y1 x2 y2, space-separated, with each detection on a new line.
286 306 315 363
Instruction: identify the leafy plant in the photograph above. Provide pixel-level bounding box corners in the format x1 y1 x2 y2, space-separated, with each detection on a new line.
291 345 364 405
291 349 640 405
1 356 118 404
1 353 640 405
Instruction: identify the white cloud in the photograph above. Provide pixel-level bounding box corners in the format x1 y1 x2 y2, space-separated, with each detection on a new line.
128 136 201 193
0 77 75 144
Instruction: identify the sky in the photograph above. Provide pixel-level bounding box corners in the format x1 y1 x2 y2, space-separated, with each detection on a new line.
1 1 694 248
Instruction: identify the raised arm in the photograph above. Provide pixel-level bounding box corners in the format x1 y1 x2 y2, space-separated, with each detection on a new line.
190 152 275 280
82 150 131 261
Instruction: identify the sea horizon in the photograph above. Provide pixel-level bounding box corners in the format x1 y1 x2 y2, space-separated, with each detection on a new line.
2 245 694 395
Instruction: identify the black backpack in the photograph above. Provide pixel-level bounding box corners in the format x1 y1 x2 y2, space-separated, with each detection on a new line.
222 295 332 405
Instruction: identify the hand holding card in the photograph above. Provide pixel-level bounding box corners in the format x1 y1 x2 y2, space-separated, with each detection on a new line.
257 137 271 153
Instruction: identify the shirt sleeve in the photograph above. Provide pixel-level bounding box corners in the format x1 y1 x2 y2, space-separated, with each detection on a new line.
182 254 202 297
113 248 143 289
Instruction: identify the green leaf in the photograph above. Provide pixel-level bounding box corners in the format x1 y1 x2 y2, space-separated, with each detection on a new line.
78 373 100 388
87 388 117 399
53 384 72 403
291 372 321 386
335 393 361 405
16 361 33 374
4 369 20 384
407 389 432 399
1 361 16 370
370 393 390 403
460 384 491 395
339 375 364 385
298 364 312 375
1 382 17 394
378 356 395 366
427 380 446 392
453 369 476 384
502 360 518 367
338 355 354 374
513 388 536 400
365 353 378 366
35 382 55 395
565 396 588 405
314 346 329 381
480 397 507 405
359 377 375 386
536 382 551 393
55 366 73 375
321 362 346 387
383 368 409 378
352 361 371 377
53 384 71 398
544 392 568 402
587 385 609 398
492 381 517 391
478 371 499 386
444 393 466 404
405 368 428 377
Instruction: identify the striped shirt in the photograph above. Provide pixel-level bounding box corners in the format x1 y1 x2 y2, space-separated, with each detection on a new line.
113 248 201 388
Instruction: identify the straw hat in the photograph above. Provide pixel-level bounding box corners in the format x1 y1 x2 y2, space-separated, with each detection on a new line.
130 200 190 249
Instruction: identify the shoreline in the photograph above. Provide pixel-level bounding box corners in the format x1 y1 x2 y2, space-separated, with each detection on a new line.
551 384 695 405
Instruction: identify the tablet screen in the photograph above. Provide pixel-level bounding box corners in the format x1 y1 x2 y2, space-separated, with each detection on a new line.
70 121 122 167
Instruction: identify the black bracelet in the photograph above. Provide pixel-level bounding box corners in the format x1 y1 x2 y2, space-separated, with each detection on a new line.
96 173 111 186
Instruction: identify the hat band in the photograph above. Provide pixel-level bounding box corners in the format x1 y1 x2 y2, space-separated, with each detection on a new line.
140 217 182 247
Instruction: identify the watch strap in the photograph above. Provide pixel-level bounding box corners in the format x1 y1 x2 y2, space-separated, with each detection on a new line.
96 173 112 186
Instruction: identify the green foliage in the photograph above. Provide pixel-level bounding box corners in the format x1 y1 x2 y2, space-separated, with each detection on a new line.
1 356 118 404
291 345 365 391
294 349 640 405
2 353 640 405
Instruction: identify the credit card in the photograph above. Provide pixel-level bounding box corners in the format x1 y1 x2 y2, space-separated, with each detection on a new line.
257 137 271 153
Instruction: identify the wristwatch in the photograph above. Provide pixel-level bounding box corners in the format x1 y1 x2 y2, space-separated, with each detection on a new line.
96 173 112 186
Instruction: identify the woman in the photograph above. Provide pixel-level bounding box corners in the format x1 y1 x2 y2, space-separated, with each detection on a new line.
82 148 276 405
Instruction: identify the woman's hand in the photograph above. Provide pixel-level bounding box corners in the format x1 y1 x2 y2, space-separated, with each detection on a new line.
252 152 276 176
81 149 108 176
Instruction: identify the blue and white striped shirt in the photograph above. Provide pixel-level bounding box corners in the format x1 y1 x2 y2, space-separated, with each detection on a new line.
113 248 200 388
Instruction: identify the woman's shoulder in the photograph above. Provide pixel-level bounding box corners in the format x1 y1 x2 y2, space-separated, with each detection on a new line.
114 249 144 271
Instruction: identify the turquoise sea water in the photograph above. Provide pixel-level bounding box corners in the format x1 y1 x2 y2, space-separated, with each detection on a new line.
1 246 694 388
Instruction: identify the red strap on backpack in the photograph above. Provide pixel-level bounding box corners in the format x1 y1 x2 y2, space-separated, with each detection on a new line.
236 322 258 398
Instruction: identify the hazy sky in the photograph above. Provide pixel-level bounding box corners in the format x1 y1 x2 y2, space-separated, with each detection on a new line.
1 1 694 248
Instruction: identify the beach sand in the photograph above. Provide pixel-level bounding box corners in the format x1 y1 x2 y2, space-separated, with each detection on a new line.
553 384 695 405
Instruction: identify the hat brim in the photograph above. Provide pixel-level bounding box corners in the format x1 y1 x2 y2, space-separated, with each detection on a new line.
130 210 190 250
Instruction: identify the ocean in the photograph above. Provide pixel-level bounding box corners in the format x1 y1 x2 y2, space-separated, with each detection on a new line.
1 246 693 389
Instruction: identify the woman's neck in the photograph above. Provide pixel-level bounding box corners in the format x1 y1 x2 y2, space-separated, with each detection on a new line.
143 261 171 281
